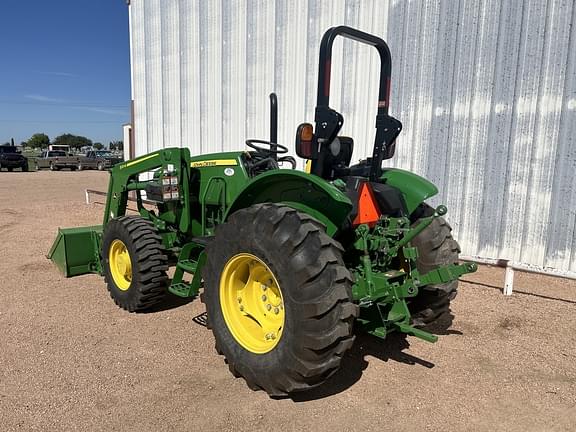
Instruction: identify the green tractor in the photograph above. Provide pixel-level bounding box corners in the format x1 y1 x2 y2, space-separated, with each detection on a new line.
49 26 476 396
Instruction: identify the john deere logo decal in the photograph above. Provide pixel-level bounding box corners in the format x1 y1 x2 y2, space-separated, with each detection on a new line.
190 159 238 168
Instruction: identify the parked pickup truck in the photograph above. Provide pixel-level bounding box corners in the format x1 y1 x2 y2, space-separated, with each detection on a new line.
35 150 79 171
0 145 28 172
77 150 123 171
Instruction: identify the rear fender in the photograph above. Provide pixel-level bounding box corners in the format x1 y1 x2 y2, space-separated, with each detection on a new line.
380 168 438 214
224 170 352 236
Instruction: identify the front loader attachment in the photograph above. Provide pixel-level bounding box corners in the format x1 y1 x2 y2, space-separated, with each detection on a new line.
48 226 103 277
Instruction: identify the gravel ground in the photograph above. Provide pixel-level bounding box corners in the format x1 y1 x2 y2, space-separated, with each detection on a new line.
0 170 575 431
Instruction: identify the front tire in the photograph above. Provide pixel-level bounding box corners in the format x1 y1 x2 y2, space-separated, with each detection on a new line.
409 204 461 329
102 216 168 312
203 204 358 396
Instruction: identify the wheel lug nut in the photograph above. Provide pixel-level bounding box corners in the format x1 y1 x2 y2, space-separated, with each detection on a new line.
237 297 242 303
261 284 267 291
270 333 276 340
239 305 244 311
266 304 272 311
261 295 267 301
274 307 279 314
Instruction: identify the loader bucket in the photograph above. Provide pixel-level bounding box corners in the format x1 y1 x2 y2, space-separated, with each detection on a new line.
48 225 103 277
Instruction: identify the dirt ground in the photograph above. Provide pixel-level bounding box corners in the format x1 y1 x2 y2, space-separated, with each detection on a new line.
0 170 575 432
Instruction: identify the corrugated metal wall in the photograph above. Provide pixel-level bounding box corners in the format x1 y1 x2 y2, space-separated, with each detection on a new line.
129 0 576 273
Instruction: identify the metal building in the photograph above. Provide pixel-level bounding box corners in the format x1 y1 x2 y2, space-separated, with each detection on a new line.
127 0 576 275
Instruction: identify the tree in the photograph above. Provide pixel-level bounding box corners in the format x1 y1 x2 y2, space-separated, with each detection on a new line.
26 133 50 149
52 134 92 150
93 142 104 150
109 140 123 151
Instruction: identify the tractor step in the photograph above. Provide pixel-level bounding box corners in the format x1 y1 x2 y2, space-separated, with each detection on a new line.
176 259 197 273
168 282 194 298
169 248 207 299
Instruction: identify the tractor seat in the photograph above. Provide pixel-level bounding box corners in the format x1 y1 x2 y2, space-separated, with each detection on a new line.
322 136 354 179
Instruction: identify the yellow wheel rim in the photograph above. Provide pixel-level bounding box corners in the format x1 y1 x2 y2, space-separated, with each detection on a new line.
220 253 285 354
109 239 132 291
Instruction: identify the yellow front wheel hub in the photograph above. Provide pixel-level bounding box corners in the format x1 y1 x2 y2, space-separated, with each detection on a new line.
220 253 284 354
109 239 132 291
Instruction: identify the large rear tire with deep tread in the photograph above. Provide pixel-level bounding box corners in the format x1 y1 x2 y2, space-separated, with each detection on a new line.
202 203 358 396
409 204 461 330
102 216 168 312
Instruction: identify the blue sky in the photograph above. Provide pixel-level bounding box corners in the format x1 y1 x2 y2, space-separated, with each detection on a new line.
0 0 130 145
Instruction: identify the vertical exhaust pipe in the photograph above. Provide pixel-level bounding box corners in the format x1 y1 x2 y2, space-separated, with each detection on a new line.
269 93 278 160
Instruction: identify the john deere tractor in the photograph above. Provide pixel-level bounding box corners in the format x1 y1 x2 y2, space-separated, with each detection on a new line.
49 26 476 396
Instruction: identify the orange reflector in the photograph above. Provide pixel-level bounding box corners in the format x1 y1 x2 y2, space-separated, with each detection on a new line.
300 124 314 141
353 182 381 227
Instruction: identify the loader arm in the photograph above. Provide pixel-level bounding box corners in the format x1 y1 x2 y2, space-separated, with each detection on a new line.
104 148 192 234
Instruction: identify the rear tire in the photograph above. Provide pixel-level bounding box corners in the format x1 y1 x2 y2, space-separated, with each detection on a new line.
409 204 461 330
102 216 168 312
97 162 104 171
203 204 358 396
21 164 28 172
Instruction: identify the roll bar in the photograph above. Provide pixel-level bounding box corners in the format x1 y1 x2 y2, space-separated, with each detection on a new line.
316 26 391 112
312 26 402 181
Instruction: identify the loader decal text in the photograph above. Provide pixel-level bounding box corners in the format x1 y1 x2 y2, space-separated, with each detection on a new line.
190 159 238 168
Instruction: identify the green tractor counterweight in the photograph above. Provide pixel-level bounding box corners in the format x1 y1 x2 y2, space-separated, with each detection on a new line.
49 26 477 396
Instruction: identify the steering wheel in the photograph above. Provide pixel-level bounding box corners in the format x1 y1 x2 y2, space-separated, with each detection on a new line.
245 139 289 155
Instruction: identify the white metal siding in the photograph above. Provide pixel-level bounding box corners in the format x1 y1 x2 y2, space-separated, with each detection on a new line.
129 0 576 273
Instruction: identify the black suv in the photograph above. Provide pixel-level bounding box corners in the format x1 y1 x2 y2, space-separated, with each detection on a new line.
0 145 28 171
